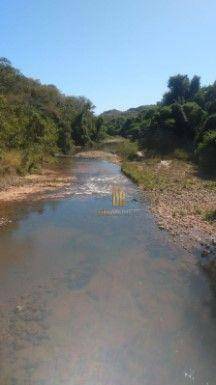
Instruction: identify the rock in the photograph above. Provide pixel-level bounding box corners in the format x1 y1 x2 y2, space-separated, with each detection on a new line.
156 160 172 170
201 249 210 257
158 160 171 168
16 305 24 312
136 151 144 158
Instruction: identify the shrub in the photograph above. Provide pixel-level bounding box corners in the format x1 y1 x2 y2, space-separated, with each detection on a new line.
202 114 216 133
196 130 216 175
204 209 216 222
173 148 189 161
116 140 139 160
2 150 22 168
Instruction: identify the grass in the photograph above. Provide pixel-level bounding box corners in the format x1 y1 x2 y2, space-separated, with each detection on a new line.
115 139 139 161
122 158 216 192
122 157 216 253
2 150 22 168
122 161 168 190
0 150 22 175
172 148 190 161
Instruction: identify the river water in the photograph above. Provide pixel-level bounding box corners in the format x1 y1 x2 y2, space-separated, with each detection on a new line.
0 158 216 385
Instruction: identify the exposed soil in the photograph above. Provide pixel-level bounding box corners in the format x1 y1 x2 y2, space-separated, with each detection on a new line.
122 160 216 263
0 152 215 272
150 187 216 253
0 168 74 203
0 151 119 228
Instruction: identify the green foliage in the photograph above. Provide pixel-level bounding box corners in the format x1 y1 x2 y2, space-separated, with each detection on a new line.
0 58 99 172
172 148 190 161
1 59 215 177
196 130 216 175
162 74 200 105
199 114 216 135
116 140 139 160
195 82 216 113
94 117 106 141
204 209 216 222
122 162 167 190
189 76 201 99
103 74 216 176
183 102 207 133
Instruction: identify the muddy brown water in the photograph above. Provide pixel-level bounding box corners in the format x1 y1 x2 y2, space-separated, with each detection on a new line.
0 158 216 385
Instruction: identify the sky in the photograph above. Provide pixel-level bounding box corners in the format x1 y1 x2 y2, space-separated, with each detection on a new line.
1 0 216 114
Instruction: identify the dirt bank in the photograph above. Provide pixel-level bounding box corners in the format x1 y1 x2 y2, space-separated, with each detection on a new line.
0 151 119 228
122 160 216 259
0 167 74 203
75 149 120 163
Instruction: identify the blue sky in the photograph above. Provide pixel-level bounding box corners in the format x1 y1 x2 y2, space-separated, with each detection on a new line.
1 0 216 113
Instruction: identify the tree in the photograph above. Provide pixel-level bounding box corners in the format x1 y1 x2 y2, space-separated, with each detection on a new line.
94 117 105 141
0 57 12 67
189 75 200 99
0 58 97 170
196 130 216 174
72 104 96 146
162 74 200 105
164 74 190 104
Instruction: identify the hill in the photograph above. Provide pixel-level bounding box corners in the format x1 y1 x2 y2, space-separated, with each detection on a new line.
101 105 153 119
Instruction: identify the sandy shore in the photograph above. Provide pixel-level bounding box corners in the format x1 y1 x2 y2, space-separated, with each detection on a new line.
0 167 75 203
0 150 119 205
0 151 118 228
75 150 120 163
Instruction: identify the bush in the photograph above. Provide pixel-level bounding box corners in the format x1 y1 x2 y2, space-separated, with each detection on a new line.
116 140 139 160
0 149 22 175
2 150 22 168
17 146 43 175
196 130 216 175
173 148 190 161
204 209 216 222
202 114 216 133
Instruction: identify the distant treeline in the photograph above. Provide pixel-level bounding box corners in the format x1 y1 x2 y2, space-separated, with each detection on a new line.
102 74 216 174
0 58 105 174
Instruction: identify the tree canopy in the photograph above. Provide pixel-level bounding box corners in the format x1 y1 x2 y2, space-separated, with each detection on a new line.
0 58 105 172
102 74 216 175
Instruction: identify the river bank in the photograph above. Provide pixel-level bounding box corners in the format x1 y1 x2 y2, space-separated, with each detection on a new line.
74 149 120 163
0 161 76 229
0 150 119 208
0 166 74 203
0 150 215 265
1 157 216 385
122 159 216 274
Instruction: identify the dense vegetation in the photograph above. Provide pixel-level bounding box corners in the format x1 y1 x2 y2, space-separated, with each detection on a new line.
0 59 215 176
102 74 216 175
0 58 105 174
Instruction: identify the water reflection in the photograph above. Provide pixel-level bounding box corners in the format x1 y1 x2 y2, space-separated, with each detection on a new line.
0 159 216 385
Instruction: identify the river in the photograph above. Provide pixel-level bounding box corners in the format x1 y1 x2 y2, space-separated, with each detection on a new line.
0 158 216 385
